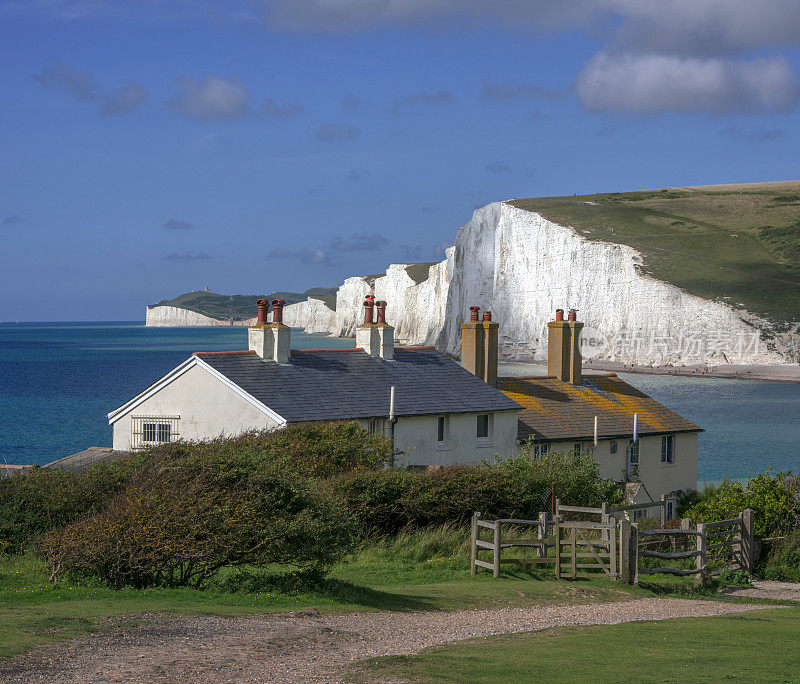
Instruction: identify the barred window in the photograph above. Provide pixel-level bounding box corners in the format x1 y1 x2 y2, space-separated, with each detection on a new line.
132 416 179 448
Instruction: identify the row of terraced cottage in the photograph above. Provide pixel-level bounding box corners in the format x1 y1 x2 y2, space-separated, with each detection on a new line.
109 297 701 514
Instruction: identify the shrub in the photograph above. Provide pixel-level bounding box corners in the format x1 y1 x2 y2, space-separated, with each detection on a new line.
331 450 621 534
763 528 800 582
0 458 141 553
142 421 391 479
685 470 800 537
41 454 357 589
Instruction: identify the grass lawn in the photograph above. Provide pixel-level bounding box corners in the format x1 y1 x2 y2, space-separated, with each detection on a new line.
0 547 656 662
509 181 800 323
359 606 800 683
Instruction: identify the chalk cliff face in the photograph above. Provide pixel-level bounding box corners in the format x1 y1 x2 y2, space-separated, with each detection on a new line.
281 298 337 334
145 306 255 327
282 202 797 365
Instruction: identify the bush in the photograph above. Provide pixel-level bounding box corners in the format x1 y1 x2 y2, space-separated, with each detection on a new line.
685 470 800 537
41 453 357 589
763 528 800 582
0 458 141 553
142 421 391 479
331 450 621 534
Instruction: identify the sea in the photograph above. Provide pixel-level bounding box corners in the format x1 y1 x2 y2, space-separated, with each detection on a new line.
1 322 799 486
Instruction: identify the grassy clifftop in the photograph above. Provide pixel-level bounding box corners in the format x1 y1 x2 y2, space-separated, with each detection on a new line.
149 287 338 320
509 181 800 323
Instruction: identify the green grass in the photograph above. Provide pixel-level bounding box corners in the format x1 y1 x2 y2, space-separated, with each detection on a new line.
149 287 338 321
0 529 653 662
509 181 800 323
359 607 800 683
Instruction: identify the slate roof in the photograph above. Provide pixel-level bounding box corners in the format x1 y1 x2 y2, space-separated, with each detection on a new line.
499 374 702 443
195 347 520 423
43 447 131 473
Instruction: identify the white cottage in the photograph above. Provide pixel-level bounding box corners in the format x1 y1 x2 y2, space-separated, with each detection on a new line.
108 298 520 465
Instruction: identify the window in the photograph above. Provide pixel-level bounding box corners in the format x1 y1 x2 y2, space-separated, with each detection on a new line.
368 419 377 434
661 435 675 464
665 498 675 521
609 440 618 454
477 414 490 440
632 508 647 521
533 442 549 457
573 442 582 455
142 421 170 444
437 415 449 447
132 416 179 448
629 440 640 465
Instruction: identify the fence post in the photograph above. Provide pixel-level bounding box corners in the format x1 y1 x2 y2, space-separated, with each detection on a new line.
610 523 618 579
696 522 707 584
538 511 548 558
660 494 666 528
571 527 577 579
554 519 562 580
741 508 754 572
470 512 480 576
601 502 609 542
555 498 561 519
620 518 631 583
492 519 502 579
629 523 639 585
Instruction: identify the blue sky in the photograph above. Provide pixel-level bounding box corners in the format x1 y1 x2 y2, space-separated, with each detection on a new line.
1 1 799 320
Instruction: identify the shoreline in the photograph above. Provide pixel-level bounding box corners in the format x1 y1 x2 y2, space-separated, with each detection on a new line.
500 358 800 383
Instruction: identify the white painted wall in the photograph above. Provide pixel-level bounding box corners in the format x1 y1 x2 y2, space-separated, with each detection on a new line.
541 433 698 498
362 410 518 467
111 364 279 450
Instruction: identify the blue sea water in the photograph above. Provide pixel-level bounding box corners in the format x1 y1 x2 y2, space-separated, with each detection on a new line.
1 322 798 485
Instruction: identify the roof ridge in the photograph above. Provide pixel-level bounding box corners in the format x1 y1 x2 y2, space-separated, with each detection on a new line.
292 347 363 354
193 350 257 357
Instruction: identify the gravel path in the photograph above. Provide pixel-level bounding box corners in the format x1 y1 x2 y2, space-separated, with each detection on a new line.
723 580 800 602
0 598 774 683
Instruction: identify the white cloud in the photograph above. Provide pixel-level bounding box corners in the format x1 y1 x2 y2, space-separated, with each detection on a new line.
576 53 800 114
166 76 252 121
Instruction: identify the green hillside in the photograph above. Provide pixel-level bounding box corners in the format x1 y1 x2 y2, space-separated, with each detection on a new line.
509 181 800 323
149 287 338 321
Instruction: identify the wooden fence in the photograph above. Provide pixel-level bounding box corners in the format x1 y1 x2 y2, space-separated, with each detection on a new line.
625 509 754 584
470 512 556 578
470 507 754 584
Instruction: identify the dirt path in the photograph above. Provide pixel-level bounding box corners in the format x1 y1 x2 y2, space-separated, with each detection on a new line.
723 580 800 602
0 598 776 683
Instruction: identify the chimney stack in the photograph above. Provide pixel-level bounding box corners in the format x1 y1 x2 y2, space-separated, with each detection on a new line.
547 308 582 384
460 306 499 387
248 298 290 363
356 297 393 359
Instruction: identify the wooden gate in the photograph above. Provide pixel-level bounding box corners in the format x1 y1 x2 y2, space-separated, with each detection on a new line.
555 521 618 579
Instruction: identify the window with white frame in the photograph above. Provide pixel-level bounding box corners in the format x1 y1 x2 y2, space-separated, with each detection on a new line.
132 416 179 448
665 498 675 521
533 442 549 457
476 414 491 441
437 415 449 447
661 435 675 464
629 440 640 465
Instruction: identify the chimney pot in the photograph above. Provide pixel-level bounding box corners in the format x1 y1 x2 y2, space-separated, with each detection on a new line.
362 299 375 325
555 308 564 322
469 306 480 322
256 298 269 324
376 300 387 325
482 311 492 322
568 309 577 322
271 298 286 324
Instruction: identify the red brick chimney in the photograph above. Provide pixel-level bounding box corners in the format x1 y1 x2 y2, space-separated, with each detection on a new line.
460 306 498 387
256 298 268 325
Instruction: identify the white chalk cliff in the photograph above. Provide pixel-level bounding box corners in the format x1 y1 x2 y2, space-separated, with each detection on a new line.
283 202 798 366
146 305 255 327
